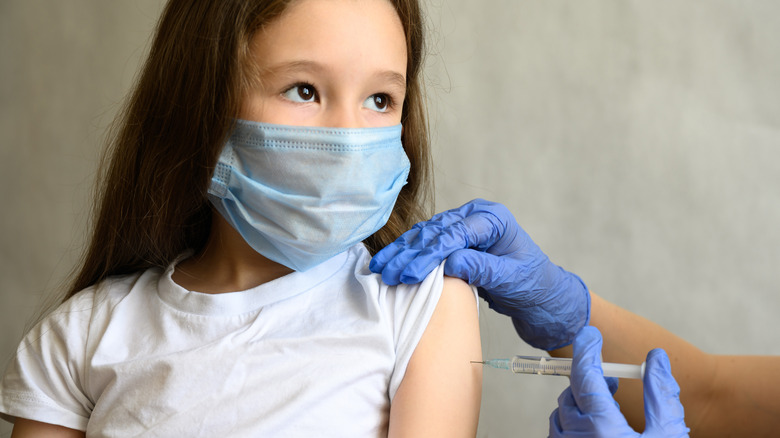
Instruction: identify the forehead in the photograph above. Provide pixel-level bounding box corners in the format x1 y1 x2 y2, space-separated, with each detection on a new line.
251 0 407 77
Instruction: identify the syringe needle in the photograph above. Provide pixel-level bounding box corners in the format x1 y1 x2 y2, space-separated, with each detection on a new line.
470 361 485 364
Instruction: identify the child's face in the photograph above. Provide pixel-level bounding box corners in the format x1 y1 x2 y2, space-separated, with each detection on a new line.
241 0 407 129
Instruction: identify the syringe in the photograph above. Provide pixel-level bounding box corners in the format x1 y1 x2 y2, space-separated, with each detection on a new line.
472 355 645 379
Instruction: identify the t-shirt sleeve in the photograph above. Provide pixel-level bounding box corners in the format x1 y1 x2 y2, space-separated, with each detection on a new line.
385 262 478 401
0 291 95 431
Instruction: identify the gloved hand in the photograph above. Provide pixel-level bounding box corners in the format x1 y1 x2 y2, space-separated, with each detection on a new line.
549 326 689 438
370 198 589 350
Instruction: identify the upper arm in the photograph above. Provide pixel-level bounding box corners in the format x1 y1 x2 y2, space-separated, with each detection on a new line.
1 293 94 433
388 277 482 438
11 418 85 438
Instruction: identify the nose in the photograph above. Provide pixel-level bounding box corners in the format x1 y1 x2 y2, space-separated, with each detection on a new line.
323 101 363 129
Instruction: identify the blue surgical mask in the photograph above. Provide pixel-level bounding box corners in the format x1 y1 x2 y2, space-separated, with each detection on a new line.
208 119 410 271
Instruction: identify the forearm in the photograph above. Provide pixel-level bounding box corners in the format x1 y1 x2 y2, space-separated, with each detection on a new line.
552 292 780 436
701 354 780 437
581 292 714 432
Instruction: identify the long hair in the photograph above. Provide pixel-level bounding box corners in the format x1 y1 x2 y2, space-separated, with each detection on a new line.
64 0 432 300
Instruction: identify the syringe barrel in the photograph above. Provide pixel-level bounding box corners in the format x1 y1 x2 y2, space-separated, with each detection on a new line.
510 356 572 376
507 355 645 379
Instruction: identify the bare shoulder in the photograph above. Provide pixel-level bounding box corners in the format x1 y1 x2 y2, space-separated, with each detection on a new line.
433 276 479 336
441 275 478 306
388 275 482 438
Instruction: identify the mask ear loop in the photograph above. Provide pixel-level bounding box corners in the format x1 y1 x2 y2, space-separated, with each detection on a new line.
208 149 235 199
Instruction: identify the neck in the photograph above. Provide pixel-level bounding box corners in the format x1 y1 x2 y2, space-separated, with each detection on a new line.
172 212 293 294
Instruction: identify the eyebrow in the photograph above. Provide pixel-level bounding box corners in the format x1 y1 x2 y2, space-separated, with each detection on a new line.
265 60 407 91
264 60 326 75
377 70 407 93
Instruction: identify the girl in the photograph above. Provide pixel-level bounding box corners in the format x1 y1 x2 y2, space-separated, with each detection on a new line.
0 0 481 436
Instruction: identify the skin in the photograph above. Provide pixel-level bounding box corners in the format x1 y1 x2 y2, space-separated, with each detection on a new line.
390 277 482 438
180 1 482 435
12 0 482 435
177 0 411 291
11 419 84 438
551 292 780 436
173 0 411 292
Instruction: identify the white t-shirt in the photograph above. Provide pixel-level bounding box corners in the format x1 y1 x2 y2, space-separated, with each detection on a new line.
0 244 462 437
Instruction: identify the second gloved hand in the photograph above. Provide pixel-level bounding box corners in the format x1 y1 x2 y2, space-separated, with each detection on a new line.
549 326 689 437
369 198 589 350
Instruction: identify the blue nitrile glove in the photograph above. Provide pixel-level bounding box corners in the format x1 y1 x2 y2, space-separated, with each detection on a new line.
549 326 690 438
369 198 589 350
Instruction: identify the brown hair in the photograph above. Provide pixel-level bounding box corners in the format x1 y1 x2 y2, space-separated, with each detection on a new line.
64 0 432 300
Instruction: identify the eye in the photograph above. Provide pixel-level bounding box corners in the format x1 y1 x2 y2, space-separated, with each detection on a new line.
363 94 392 113
282 83 318 103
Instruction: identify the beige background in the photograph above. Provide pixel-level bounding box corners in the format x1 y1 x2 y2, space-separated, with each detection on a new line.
2 1 779 436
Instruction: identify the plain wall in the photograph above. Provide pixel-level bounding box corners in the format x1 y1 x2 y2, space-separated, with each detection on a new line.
2 1 779 437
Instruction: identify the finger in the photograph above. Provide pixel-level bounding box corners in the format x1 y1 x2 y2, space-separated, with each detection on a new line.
399 254 447 284
398 220 475 283
369 226 422 274
642 348 689 436
371 220 437 284
426 205 467 227
556 386 586 431
605 376 619 396
458 206 514 252
415 201 512 255
427 198 499 228
382 224 444 284
380 247 421 285
396 209 507 283
570 327 622 415
374 199 515 283
444 249 531 293
442 249 499 287
549 387 580 437
548 407 564 438
370 241 405 275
